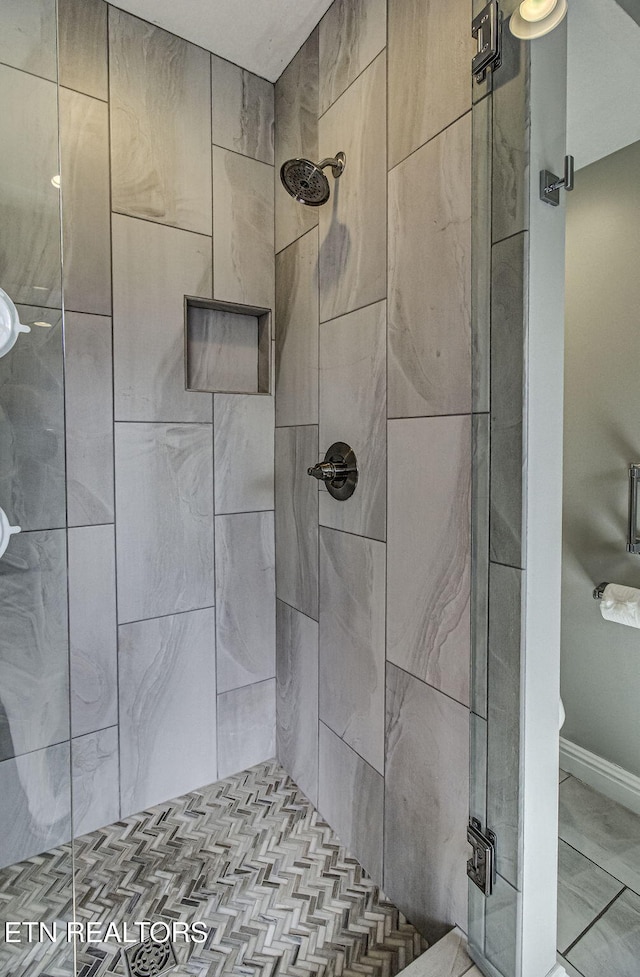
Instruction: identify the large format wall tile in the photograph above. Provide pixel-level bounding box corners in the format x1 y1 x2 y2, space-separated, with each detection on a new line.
492 26 529 244
319 0 386 115
276 601 319 806
275 229 319 427
319 528 385 773
0 743 71 870
484 873 518 977
68 525 117 738
388 0 471 168
57 0 108 101
0 531 69 762
567 888 640 977
0 0 56 81
212 148 274 311
215 512 275 694
388 114 472 418
211 55 274 165
115 423 214 624
0 308 65 531
275 426 318 621
72 726 119 836
387 416 471 707
109 8 212 234
384 663 469 943
490 232 525 568
275 30 319 254
217 680 276 779
318 722 383 881
119 608 217 817
112 215 212 423
319 300 386 541
318 52 386 322
64 312 114 526
0 65 61 309
487 563 522 888
59 88 111 316
214 394 274 514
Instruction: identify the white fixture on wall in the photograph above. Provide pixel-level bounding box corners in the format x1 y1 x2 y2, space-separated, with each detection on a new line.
0 287 31 358
510 0 568 38
0 507 21 561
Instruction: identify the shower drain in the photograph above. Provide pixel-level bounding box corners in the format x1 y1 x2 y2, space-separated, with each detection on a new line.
122 938 178 977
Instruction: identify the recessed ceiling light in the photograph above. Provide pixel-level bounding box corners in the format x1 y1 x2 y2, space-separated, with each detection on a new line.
510 0 568 38
51 174 61 189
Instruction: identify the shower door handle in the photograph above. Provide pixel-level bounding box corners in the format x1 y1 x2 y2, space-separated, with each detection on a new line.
628 465 640 554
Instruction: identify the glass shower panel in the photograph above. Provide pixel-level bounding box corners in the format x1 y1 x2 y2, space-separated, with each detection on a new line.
0 1 73 974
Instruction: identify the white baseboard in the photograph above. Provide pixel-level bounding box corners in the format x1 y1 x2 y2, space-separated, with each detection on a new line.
560 737 640 816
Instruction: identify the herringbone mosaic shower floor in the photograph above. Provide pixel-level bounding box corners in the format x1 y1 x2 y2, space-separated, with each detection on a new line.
0 761 428 977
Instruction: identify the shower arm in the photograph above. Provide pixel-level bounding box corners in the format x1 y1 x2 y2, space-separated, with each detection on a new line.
317 154 346 178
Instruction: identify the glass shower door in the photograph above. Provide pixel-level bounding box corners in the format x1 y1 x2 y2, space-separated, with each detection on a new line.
0 1 73 973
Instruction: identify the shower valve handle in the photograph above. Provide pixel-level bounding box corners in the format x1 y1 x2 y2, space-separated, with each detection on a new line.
308 461 353 483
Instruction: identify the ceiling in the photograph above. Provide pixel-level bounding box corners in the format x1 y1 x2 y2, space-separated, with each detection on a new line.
110 0 334 82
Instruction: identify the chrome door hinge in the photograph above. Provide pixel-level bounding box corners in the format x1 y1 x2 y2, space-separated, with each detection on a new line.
472 1 502 84
467 819 497 896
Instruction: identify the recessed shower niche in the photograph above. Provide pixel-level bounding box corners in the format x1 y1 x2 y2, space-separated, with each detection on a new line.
184 296 271 395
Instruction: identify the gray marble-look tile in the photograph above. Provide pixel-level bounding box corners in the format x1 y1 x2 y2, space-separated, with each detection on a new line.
319 528 385 773
470 713 487 826
72 726 119 837
214 394 274 513
557 839 624 955
560 768 571 784
397 927 473 977
275 228 319 426
276 600 319 807
0 0 56 80
211 55 274 164
384 663 469 944
212 147 274 311
388 113 471 418
388 0 472 168
471 414 489 719
490 232 526 568
215 512 275 694
57 0 108 100
115 423 214 624
68 525 117 738
217 679 276 779
275 426 319 621
59 88 111 316
472 95 492 414
112 214 212 422
318 52 386 323
557 955 586 977
64 312 114 526
387 416 471 707
275 29 319 254
487 562 522 888
319 0 386 115
119 608 217 817
559 776 640 896
567 889 640 977
109 8 212 235
0 307 65 532
492 25 530 243
0 743 71 870
0 65 61 309
484 874 519 977
188 306 262 394
319 300 386 541
0 530 69 762
318 722 383 882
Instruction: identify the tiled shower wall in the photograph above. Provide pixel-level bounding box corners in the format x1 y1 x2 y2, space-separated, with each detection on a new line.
274 0 474 943
0 0 276 867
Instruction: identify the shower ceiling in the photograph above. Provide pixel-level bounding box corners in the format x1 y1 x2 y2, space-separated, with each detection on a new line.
110 0 335 81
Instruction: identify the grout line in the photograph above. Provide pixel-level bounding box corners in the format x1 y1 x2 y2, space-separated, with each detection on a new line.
118 604 216 629
59 82 108 104
275 596 319 627
388 107 473 175
318 522 386 544
275 222 319 259
111 209 213 240
317 45 387 123
318 720 384 781
561 888 627 958
388 660 471 713
558 838 638 898
492 227 529 248
319 295 386 327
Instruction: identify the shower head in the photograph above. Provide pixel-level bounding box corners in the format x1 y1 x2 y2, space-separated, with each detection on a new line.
280 152 346 206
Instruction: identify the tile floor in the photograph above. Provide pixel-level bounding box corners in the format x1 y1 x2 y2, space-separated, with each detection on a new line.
558 771 640 976
0 760 427 977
